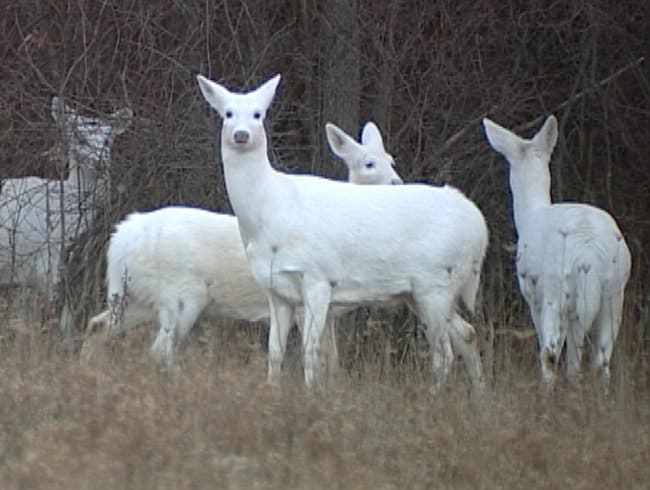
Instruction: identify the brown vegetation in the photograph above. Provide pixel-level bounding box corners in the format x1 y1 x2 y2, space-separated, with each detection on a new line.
1 324 649 489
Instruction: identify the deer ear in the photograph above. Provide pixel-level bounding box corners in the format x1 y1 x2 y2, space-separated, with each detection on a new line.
483 117 527 163
532 115 558 154
197 75 232 118
360 122 386 152
254 74 281 112
325 122 360 162
51 97 75 123
109 108 134 135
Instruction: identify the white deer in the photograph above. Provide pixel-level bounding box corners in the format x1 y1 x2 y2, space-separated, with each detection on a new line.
482 115 631 390
334 122 403 186
197 73 488 393
0 97 132 331
83 122 402 365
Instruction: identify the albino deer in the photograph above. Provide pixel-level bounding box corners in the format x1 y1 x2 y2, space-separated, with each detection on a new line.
83 121 402 365
197 73 488 393
0 97 132 331
483 115 631 390
335 122 403 185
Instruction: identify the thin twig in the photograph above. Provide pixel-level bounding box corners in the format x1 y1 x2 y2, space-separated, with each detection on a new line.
513 56 645 134
439 56 645 155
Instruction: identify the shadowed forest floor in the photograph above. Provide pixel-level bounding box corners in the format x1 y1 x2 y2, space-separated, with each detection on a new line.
0 320 649 490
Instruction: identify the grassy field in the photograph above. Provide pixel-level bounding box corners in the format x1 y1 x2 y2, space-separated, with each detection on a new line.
0 317 649 490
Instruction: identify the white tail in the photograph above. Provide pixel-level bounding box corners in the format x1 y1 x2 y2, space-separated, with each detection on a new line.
0 97 132 329
483 115 631 390
83 124 403 365
84 208 266 362
197 74 488 393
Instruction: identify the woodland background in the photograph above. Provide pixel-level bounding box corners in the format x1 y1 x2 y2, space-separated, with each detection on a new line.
0 0 648 360
0 1 649 488
2 0 647 353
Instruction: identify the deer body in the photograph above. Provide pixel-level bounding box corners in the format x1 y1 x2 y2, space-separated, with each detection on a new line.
238 176 481 308
0 97 132 330
483 115 631 389
197 74 487 392
84 121 402 364
87 208 268 353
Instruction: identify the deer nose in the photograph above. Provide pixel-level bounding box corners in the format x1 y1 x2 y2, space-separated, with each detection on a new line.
234 130 250 144
547 351 557 365
391 177 404 185
544 342 560 365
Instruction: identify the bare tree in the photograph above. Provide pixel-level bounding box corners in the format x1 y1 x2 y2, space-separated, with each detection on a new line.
317 0 361 176
0 0 645 368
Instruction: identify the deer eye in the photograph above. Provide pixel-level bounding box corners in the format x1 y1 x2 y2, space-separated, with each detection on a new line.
225 110 233 118
365 162 375 169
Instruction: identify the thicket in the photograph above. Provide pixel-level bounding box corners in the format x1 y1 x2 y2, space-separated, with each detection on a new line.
0 1 647 369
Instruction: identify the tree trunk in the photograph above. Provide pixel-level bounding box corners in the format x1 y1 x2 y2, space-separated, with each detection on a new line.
317 0 360 178
370 0 400 136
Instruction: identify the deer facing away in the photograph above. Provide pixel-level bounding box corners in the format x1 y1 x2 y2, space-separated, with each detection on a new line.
483 115 631 390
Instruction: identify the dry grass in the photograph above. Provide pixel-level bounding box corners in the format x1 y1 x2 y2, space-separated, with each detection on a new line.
0 320 649 490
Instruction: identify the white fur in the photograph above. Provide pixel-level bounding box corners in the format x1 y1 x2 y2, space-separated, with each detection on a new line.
327 121 403 185
483 115 631 389
0 97 132 330
84 123 402 364
196 74 488 393
87 208 266 360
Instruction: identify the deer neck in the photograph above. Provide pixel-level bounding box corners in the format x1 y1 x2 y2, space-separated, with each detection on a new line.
509 166 551 234
220 141 276 231
65 149 109 210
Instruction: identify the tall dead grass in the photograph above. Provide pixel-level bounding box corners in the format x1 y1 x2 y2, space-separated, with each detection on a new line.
0 318 648 490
